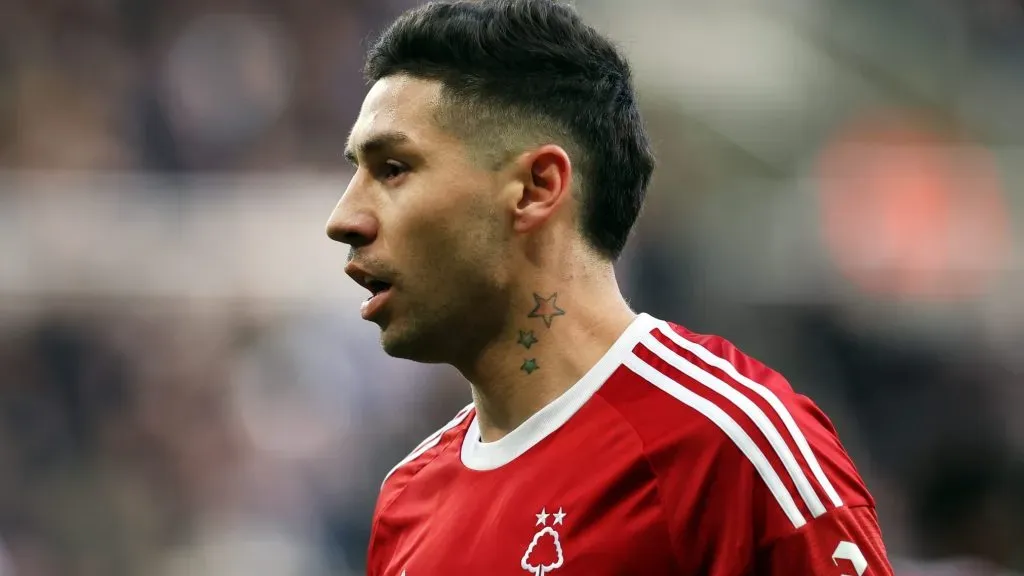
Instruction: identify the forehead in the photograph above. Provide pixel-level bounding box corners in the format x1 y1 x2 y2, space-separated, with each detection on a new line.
348 75 446 149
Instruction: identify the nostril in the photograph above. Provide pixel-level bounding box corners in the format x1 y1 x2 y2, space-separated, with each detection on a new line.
341 231 370 248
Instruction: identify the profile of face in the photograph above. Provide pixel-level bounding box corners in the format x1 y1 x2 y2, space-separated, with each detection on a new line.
327 75 517 363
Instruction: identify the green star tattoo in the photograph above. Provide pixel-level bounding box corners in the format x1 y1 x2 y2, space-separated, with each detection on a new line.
517 330 539 349
520 358 539 375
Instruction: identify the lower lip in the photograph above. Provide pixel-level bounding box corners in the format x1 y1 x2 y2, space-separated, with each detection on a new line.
361 288 392 320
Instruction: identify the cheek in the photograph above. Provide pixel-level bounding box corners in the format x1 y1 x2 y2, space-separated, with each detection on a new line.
394 176 507 276
416 207 504 281
455 212 510 282
394 205 470 278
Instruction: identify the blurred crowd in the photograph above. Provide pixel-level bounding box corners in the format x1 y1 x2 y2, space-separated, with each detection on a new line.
0 303 469 575
0 0 414 173
1 0 1023 575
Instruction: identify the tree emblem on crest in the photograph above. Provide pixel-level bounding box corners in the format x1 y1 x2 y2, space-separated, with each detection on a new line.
521 508 566 575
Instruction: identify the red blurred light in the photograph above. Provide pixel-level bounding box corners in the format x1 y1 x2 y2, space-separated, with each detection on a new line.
817 112 1011 301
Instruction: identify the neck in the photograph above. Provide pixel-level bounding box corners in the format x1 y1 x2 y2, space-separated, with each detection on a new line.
456 259 636 443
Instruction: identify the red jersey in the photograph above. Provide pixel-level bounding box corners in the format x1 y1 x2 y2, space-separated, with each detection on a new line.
368 313 894 576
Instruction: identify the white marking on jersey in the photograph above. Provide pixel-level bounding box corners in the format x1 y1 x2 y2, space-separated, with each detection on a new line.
381 403 474 489
624 355 807 528
654 321 843 508
641 333 827 518
832 541 868 575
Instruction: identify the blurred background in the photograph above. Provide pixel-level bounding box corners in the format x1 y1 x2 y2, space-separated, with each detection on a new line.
0 0 1022 574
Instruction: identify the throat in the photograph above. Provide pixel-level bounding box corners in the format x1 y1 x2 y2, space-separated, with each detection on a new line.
467 301 636 443
471 364 575 443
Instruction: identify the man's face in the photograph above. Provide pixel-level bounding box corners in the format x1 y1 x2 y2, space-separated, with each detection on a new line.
328 75 514 362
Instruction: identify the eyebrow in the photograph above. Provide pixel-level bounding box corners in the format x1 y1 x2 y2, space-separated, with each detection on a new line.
344 131 412 165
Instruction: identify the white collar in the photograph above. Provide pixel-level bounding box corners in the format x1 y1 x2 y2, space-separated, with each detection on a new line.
460 313 659 470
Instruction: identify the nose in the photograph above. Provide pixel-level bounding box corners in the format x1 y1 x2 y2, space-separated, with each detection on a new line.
326 181 379 248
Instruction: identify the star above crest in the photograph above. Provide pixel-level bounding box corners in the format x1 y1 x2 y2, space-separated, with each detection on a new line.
553 508 566 525
534 507 566 526
536 508 549 526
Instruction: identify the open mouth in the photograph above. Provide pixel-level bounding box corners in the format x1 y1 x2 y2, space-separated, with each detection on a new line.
358 277 393 320
345 264 395 320
366 280 392 300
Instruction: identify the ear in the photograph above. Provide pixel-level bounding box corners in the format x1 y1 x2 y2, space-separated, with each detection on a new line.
512 145 573 234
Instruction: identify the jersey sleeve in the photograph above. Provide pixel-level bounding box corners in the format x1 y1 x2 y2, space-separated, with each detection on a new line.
648 395 897 576
628 321 896 575
366 404 475 576
756 506 894 575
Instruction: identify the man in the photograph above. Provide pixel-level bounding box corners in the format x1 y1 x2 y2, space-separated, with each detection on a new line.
326 0 894 574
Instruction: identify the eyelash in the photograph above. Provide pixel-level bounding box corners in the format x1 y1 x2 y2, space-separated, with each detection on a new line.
379 160 408 181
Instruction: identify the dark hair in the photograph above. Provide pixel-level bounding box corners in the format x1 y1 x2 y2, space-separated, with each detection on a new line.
365 0 655 260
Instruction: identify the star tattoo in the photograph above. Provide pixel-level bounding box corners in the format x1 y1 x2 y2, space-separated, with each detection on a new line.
517 330 539 349
521 358 539 375
528 293 566 328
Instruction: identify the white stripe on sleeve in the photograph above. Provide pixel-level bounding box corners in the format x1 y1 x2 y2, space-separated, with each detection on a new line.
641 334 826 518
381 403 474 489
654 322 843 508
624 354 807 529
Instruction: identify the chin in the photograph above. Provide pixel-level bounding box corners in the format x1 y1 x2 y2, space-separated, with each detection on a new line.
379 323 448 364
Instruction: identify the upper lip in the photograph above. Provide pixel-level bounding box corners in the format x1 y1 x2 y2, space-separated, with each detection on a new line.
345 263 393 295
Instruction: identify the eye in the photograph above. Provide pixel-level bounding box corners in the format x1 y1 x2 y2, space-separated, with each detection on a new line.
379 160 409 182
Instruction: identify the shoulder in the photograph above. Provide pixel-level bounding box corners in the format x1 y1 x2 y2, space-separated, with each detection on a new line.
600 317 873 539
378 402 475 501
